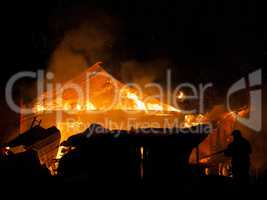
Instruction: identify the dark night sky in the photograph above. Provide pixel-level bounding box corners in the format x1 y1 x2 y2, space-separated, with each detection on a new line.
0 0 265 90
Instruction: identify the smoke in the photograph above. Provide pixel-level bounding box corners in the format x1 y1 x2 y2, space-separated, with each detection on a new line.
48 11 118 83
45 2 173 90
119 59 171 97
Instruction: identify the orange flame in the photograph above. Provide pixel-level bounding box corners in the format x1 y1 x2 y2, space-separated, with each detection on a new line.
33 87 180 113
126 92 146 111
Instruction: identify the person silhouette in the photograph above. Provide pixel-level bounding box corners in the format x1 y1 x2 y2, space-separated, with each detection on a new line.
224 130 252 183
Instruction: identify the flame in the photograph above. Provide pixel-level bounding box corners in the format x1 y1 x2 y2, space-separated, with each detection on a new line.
31 62 182 115
167 106 180 112
33 91 179 113
76 103 82 111
146 103 163 111
35 104 45 113
33 101 96 113
63 103 71 111
33 87 180 113
85 101 96 110
121 88 179 112
126 92 146 110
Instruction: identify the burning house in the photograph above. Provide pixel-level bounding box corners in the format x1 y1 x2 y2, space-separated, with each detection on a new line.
14 62 212 175
16 62 262 178
20 62 194 142
2 62 263 181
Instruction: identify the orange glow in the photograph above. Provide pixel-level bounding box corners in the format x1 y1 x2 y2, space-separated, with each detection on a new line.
85 101 96 110
76 103 82 111
177 91 184 100
63 103 71 111
32 62 180 114
35 104 45 113
33 95 179 113
126 92 146 111
140 146 144 159
167 106 180 112
184 114 207 128
29 62 185 144
33 100 96 113
146 103 163 111
199 157 209 164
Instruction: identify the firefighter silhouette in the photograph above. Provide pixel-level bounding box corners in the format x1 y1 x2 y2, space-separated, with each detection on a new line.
224 130 252 183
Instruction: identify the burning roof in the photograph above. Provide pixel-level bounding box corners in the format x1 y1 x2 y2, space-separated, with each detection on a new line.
20 63 206 142
33 62 180 114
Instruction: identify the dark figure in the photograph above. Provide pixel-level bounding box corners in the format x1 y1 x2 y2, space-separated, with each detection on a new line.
224 130 252 183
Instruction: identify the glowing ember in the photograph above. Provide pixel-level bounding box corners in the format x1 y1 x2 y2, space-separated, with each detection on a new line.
184 114 207 127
